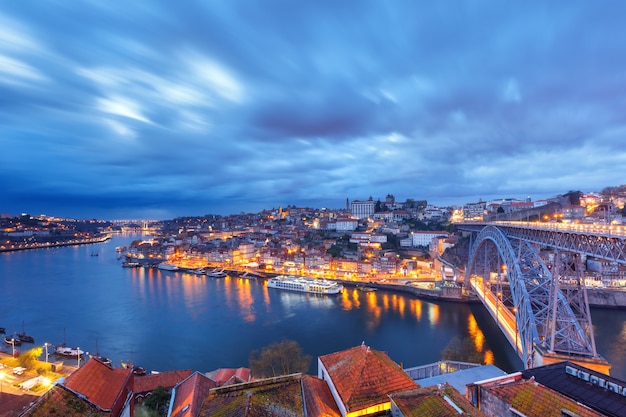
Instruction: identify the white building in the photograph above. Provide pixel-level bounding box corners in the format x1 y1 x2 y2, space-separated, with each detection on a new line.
351 197 375 219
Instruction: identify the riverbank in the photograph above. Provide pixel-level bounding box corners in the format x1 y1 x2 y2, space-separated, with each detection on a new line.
0 234 110 253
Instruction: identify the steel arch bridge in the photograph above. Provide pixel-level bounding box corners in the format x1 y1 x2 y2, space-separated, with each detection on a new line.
462 224 611 372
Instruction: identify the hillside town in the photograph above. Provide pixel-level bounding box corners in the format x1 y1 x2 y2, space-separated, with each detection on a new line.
2 188 626 416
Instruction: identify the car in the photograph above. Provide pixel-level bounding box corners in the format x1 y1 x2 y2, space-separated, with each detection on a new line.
13 366 26 376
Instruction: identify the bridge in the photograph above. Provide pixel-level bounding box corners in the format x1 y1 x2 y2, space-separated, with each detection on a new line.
456 221 626 375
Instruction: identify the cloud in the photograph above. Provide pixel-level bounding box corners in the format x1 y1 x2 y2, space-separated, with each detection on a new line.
1 1 626 218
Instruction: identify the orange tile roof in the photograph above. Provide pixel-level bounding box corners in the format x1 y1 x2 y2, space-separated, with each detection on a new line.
486 379 605 417
390 384 488 417
318 344 419 413
170 372 217 417
20 385 110 417
301 375 341 417
198 374 304 417
64 358 133 411
208 367 251 386
134 369 192 394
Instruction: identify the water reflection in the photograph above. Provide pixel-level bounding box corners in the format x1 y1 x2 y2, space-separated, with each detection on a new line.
410 299 423 321
467 314 494 364
235 278 255 323
428 303 440 326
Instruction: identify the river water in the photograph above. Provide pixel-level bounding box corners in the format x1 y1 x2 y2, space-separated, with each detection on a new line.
1 234 624 379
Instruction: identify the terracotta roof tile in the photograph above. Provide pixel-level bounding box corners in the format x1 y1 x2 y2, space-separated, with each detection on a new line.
21 385 110 417
486 379 604 417
319 344 419 413
198 374 304 417
208 367 251 386
64 358 133 411
134 369 192 394
390 384 488 417
301 375 341 417
170 372 217 417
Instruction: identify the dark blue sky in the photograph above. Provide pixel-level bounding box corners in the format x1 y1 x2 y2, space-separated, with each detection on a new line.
2 1 625 219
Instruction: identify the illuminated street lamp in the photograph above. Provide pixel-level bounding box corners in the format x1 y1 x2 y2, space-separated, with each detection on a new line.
44 343 49 363
0 370 4 393
9 338 15 357
77 348 81 368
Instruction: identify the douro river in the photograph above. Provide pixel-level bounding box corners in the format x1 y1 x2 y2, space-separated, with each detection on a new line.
1 234 625 379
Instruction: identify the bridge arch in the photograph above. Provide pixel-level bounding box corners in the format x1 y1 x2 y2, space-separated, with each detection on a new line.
465 225 598 369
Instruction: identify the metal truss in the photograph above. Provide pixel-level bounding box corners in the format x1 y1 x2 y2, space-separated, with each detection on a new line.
465 226 600 368
463 223 626 264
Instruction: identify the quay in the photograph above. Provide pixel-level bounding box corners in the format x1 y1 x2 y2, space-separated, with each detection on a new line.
0 234 111 253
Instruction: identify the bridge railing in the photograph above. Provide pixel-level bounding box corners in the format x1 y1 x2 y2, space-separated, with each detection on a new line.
457 220 626 237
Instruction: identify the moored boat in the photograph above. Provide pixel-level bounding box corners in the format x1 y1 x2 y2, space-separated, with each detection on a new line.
17 333 34 343
17 322 34 343
267 275 344 295
4 336 21 346
357 286 377 292
207 269 227 278
55 345 84 358
157 262 179 271
121 361 147 376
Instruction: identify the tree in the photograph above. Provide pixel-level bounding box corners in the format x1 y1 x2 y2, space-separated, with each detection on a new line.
441 337 483 364
142 386 171 417
249 340 311 378
326 244 342 257
18 347 43 369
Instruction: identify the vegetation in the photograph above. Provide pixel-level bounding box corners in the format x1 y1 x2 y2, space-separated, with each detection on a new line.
139 386 171 417
441 337 484 364
17 346 43 369
249 340 311 378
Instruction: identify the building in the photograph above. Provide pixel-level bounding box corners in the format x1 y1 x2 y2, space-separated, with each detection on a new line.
317 343 420 416
351 198 375 219
467 361 626 417
196 373 340 416
21 358 134 417
389 384 487 417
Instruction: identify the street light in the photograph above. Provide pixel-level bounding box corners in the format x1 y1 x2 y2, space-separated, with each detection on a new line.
44 343 49 363
77 348 81 368
9 338 15 357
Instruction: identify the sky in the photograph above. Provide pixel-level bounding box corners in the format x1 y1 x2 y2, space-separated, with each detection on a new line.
2 1 626 220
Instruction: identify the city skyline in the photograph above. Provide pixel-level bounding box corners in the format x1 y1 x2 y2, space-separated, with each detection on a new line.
2 2 626 219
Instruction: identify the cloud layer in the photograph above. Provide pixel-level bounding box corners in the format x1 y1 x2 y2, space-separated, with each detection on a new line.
2 1 625 218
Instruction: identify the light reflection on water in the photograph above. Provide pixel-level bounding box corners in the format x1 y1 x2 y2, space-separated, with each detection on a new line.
1 234 624 379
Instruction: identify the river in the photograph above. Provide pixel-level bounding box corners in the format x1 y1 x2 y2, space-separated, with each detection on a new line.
0 234 624 379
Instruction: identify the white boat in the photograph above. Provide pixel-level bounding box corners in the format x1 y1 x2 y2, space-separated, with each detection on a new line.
55 345 84 357
157 262 179 271
207 269 227 278
267 275 344 295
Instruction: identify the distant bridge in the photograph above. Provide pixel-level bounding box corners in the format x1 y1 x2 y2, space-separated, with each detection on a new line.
456 221 626 374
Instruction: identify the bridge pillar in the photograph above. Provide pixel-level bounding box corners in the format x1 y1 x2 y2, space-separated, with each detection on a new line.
533 346 612 375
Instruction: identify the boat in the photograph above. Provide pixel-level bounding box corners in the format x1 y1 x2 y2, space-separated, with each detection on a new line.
91 252 99 256
122 261 141 268
357 286 377 292
17 322 35 343
207 269 227 278
267 275 344 295
17 333 34 343
4 336 21 346
157 262 179 271
115 246 127 253
92 339 112 366
55 345 84 358
0 327 5 334
121 361 147 376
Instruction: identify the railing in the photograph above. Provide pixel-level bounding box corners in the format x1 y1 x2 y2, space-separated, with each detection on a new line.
458 220 626 237
404 360 481 380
